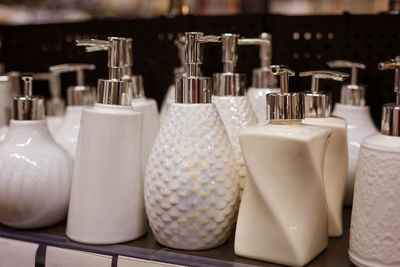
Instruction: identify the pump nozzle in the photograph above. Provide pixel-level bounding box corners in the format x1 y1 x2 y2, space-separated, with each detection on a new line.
299 70 349 118
32 72 65 116
379 56 400 105
326 60 366 86
270 65 295 93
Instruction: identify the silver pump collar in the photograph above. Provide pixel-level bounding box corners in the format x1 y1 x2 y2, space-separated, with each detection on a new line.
13 75 45 120
267 65 304 120
379 57 400 136
213 73 246 96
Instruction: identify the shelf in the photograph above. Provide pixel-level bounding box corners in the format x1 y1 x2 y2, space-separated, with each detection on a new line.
0 208 352 266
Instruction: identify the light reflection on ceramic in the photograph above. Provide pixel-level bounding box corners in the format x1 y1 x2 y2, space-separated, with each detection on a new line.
213 96 257 198
0 120 72 229
236 122 331 266
332 103 378 205
144 103 239 250
349 133 400 267
247 87 280 123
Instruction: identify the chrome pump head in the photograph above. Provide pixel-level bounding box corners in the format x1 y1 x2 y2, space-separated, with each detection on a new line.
175 32 221 104
13 74 45 120
378 56 400 136
327 60 367 106
49 63 96 106
213 33 269 96
252 33 278 89
76 37 132 106
32 72 65 116
267 65 303 120
299 70 349 118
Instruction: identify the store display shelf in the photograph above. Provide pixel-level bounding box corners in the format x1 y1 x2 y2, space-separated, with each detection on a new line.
0 208 352 266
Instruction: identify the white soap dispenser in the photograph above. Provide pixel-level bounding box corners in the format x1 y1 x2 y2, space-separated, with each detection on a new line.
327 60 379 205
49 63 96 158
66 37 145 245
247 33 279 123
0 72 20 142
144 32 239 250
160 35 186 124
349 57 400 267
300 70 349 237
213 33 260 197
0 74 72 229
235 65 331 267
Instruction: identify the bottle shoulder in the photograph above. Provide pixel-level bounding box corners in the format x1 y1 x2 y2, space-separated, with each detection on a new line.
361 133 400 152
302 117 347 129
85 104 142 117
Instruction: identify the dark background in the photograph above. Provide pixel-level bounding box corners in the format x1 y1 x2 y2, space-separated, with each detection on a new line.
0 14 398 127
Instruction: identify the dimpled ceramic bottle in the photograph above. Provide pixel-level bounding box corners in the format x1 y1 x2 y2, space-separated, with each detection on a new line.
67 37 145 245
213 33 261 197
327 60 378 205
247 33 279 123
300 70 349 237
235 65 331 267
145 32 239 250
0 75 72 229
349 57 400 267
50 63 95 158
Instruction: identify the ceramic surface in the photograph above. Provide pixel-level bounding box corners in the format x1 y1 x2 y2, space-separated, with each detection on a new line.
54 106 84 158
160 84 175 125
144 103 239 250
47 115 64 136
0 120 72 228
349 133 400 267
132 98 160 176
0 126 8 142
66 103 146 244
213 96 257 198
332 103 378 205
247 87 280 123
236 121 331 266
303 117 348 237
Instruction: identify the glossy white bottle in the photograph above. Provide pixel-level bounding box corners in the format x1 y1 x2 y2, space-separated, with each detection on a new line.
300 70 349 237
66 37 146 244
349 58 400 267
235 65 331 267
328 60 379 205
0 76 72 229
246 33 279 123
145 32 239 250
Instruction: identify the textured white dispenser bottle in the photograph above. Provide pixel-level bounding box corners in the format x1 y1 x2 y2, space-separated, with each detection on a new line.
327 60 378 205
236 65 331 267
247 33 279 123
144 32 239 250
66 37 145 245
50 63 95 158
300 70 349 237
213 33 259 196
0 75 72 229
349 57 400 267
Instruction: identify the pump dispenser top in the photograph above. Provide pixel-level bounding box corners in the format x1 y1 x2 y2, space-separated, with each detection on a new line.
379 56 400 136
267 65 303 120
213 33 269 96
174 34 186 77
327 60 366 106
49 64 95 106
252 33 277 88
300 70 349 118
76 37 132 106
13 74 45 120
175 32 221 104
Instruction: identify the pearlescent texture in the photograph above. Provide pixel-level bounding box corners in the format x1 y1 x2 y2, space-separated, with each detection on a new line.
144 103 239 250
349 133 400 267
213 96 257 197
0 120 72 229
247 87 280 123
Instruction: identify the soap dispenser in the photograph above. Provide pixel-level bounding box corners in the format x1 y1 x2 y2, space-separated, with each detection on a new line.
247 33 280 123
0 72 20 142
160 34 186 124
349 57 400 267
0 74 72 229
49 63 95 158
235 65 331 266
300 70 349 237
213 33 259 196
66 37 145 244
144 32 239 250
327 60 378 205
